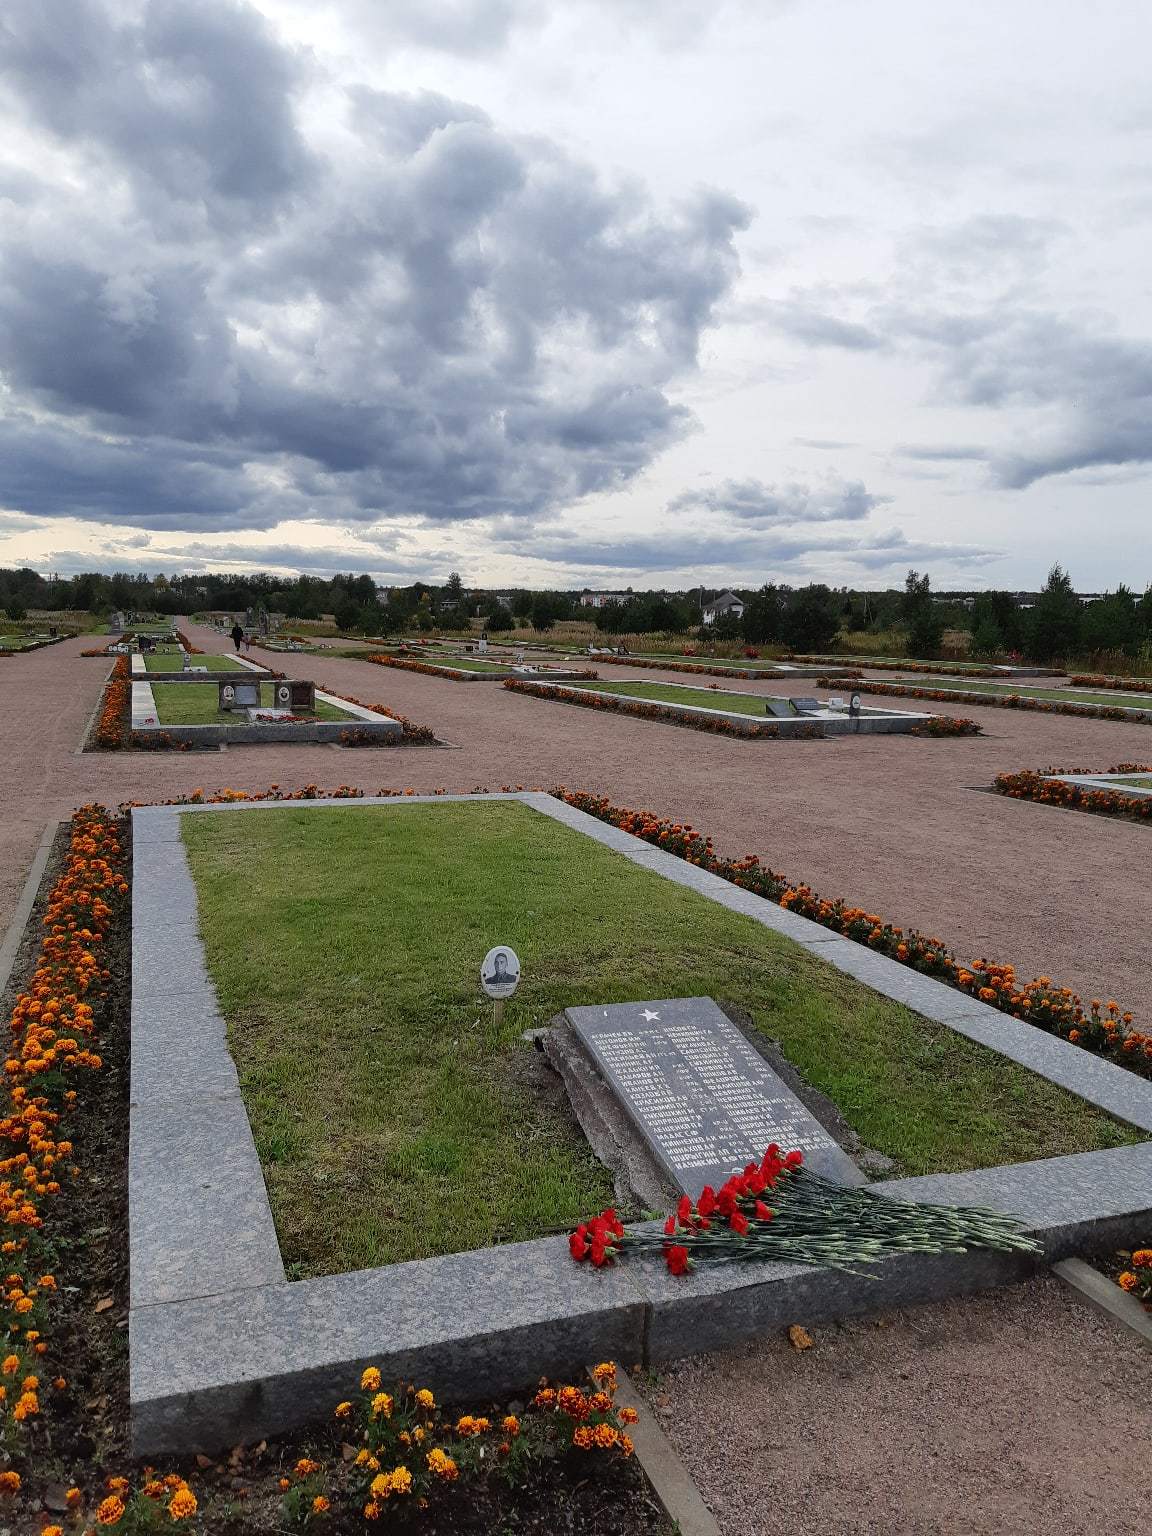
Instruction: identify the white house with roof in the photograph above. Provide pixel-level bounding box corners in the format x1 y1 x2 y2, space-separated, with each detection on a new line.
701 590 745 625
579 590 631 609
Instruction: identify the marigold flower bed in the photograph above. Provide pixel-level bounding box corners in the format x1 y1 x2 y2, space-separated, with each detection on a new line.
993 765 1152 823
817 676 1151 723
1069 673 1152 692
554 789 1151 1078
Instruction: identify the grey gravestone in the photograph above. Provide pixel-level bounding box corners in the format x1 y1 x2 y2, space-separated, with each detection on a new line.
273 679 316 712
565 997 860 1194
763 698 793 718
788 697 823 715
218 678 262 712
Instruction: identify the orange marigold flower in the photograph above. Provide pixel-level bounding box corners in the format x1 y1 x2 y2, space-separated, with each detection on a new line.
591 1361 617 1387
295 1458 321 1477
617 1406 639 1424
0 1470 19 1493
312 1495 330 1513
1118 1271 1140 1291
66 1487 82 1507
389 1466 413 1496
502 1414 520 1436
96 1495 126 1525
168 1486 198 1521
0 1355 19 1375
426 1448 458 1481
334 1401 352 1418
371 1392 393 1418
573 1425 595 1449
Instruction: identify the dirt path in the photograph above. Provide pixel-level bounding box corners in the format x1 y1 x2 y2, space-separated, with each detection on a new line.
2 623 1150 1022
644 1274 1152 1535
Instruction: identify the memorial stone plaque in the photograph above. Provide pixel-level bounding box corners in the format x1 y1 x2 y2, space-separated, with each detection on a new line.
273 679 316 712
218 678 261 712
565 997 862 1194
788 697 823 715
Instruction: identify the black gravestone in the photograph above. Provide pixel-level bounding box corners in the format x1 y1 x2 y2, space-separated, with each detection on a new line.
565 997 863 1195
788 697 823 715
273 679 315 712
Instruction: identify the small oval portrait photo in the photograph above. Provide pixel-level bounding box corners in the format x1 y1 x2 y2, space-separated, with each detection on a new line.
276 683 291 705
481 945 521 999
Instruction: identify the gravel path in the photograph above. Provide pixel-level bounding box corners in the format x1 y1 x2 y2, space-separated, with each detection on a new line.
644 1274 1152 1535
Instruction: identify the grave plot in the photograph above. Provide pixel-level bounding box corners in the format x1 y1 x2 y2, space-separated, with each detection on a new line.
504 676 954 737
129 674 403 746
365 650 598 682
994 765 1152 824
128 793 1152 1454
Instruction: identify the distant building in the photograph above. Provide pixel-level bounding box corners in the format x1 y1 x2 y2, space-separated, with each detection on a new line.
580 590 630 609
701 590 745 625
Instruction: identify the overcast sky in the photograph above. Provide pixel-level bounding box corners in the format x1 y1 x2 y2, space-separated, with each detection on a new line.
0 0 1149 591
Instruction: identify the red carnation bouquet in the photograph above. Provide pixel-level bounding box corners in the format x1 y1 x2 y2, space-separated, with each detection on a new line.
569 1144 1040 1277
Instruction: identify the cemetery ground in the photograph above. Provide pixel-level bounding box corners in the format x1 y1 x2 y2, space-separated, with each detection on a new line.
147 683 353 726
3 622 1152 1531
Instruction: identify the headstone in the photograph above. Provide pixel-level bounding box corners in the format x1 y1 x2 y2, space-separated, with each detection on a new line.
218 678 261 712
182 651 192 672
272 679 315 712
763 698 793 718
477 633 489 654
565 997 862 1194
788 697 823 715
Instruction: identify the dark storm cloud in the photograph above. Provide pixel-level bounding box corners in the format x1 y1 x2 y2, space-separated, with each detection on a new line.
895 307 1152 487
667 477 886 524
521 526 996 574
0 1 750 532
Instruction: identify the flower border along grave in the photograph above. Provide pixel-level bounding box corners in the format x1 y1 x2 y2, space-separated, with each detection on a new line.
817 675 1152 724
994 764 1152 824
554 789 1152 1078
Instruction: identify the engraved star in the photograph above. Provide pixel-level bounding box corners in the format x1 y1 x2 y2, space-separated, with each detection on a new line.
639 1008 661 1022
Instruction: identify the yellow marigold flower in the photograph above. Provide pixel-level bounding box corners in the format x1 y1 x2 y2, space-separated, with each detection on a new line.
426 1448 459 1481
312 1495 330 1513
168 1486 198 1521
96 1494 126 1525
502 1414 520 1437
415 1388 435 1409
334 1401 352 1418
399 1431 411 1447
370 1473 392 1500
106 1475 129 1493
372 1391 393 1418
591 1362 617 1388
361 1366 381 1392
412 1427 425 1443
1118 1271 1140 1291
0 1470 19 1493
389 1466 413 1495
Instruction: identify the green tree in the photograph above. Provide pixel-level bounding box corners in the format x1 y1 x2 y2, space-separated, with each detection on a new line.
970 616 1004 658
901 569 944 658
486 602 513 632
1027 564 1082 662
443 571 466 608
780 585 841 651
742 584 783 645
1081 585 1141 657
530 594 558 631
333 597 361 633
5 601 27 622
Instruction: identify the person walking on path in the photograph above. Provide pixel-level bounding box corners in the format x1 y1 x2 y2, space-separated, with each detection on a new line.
230 622 244 653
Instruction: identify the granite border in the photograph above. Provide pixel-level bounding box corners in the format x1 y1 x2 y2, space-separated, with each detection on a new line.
128 793 1152 1455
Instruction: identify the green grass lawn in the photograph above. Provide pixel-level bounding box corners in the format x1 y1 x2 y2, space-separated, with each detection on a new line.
891 676 1152 709
1114 776 1152 789
143 650 249 671
567 679 779 714
181 801 1139 1278
420 654 508 673
149 682 353 724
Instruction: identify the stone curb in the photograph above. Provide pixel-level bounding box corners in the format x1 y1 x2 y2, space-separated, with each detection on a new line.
1052 1257 1152 1347
0 818 60 997
601 1370 721 1536
126 794 1152 1455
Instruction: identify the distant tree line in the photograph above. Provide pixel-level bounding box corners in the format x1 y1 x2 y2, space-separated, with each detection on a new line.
2 561 1150 664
